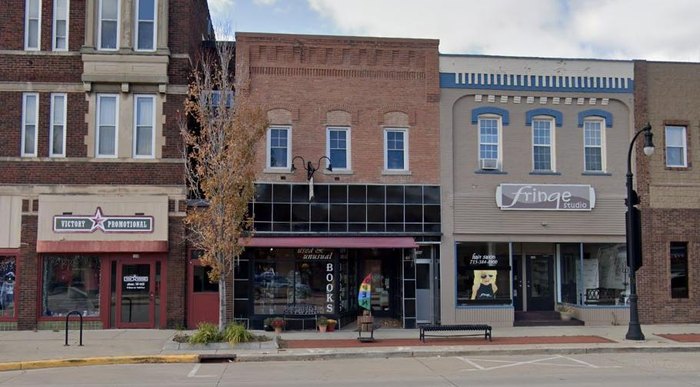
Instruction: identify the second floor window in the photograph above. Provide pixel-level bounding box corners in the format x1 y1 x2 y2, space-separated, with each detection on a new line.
97 94 118 157
52 0 69 50
583 119 605 172
665 125 687 167
50 93 67 157
267 126 290 169
21 93 39 157
478 117 501 170
532 118 554 172
327 127 349 170
136 0 156 51
134 95 155 158
99 0 120 50
25 0 41 50
384 128 408 171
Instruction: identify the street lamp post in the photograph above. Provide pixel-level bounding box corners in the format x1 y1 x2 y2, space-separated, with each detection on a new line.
625 123 654 341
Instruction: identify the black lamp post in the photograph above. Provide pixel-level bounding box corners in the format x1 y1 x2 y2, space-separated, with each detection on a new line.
625 122 654 341
291 156 333 201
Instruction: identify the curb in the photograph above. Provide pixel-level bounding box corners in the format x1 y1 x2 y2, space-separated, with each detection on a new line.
0 354 199 372
235 345 700 362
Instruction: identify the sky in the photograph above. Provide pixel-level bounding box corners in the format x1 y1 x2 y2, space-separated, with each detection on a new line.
207 0 700 62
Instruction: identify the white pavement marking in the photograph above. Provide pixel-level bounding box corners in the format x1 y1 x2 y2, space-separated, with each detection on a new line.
455 355 622 372
187 364 217 378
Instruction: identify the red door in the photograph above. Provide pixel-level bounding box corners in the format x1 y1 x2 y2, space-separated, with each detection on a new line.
116 262 155 328
187 259 219 328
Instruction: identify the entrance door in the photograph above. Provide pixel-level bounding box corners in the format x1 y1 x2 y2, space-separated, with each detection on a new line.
116 262 154 328
415 258 433 324
526 255 554 311
187 259 219 329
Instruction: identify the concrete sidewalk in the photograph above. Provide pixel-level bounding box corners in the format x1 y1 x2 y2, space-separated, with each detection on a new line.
1 324 699 370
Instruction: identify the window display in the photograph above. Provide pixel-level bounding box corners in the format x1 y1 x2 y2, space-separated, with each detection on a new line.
456 242 511 305
0 257 16 318
42 255 100 317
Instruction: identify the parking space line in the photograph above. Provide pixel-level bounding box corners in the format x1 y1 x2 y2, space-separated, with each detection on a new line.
457 357 485 370
187 364 217 378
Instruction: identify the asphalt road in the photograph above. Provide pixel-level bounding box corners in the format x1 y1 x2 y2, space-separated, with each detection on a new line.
1 352 700 386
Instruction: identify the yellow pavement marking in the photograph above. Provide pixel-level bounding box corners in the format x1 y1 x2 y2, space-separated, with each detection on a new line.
0 354 199 372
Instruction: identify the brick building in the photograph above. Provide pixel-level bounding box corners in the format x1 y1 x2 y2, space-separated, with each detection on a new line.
203 33 442 330
634 60 700 324
0 0 212 329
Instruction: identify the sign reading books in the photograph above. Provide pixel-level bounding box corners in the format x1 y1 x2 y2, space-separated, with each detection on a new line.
496 184 595 211
53 207 154 233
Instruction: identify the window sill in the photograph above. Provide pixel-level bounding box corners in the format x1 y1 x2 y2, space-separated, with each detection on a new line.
475 169 507 174
325 169 353 175
263 168 293 174
530 171 561 176
382 170 412 176
581 172 612 176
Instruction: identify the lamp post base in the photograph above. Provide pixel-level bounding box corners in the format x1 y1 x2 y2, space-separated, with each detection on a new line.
625 323 645 341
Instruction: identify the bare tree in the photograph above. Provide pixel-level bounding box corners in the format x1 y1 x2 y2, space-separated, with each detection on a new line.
180 41 267 329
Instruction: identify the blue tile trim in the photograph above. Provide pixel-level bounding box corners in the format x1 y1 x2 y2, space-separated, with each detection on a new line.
578 109 613 127
525 108 563 127
471 106 510 125
440 73 634 93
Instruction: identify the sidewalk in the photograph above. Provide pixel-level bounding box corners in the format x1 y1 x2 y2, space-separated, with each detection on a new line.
1 324 700 370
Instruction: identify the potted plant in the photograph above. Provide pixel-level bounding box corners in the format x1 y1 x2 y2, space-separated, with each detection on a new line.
326 319 337 332
317 316 329 333
556 304 575 321
270 317 286 334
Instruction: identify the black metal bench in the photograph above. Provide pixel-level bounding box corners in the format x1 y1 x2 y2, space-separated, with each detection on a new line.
419 324 492 342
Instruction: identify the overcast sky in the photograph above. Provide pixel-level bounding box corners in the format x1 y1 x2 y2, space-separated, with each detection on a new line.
209 0 700 62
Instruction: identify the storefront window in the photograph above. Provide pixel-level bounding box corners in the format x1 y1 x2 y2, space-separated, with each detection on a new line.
559 244 580 304
581 244 627 305
253 248 333 315
456 242 511 305
670 242 689 299
0 257 16 318
43 255 100 317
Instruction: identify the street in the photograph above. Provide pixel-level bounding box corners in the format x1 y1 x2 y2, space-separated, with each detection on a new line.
1 352 700 386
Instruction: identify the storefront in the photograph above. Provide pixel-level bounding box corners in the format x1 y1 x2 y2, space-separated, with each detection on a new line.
0 196 21 329
36 195 170 329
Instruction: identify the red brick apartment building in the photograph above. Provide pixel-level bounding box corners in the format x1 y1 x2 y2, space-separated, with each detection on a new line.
220 33 442 330
0 0 212 329
634 61 700 323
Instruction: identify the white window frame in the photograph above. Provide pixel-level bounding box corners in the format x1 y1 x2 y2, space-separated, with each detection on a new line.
583 118 606 172
383 128 409 171
96 94 119 158
52 0 69 51
665 125 688 168
326 126 351 171
135 0 157 51
24 0 42 50
21 93 39 157
266 126 291 170
49 93 67 158
478 115 503 170
133 95 156 158
532 117 555 172
98 0 120 51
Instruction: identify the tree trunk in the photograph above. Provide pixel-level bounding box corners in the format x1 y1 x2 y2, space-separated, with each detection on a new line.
219 277 227 330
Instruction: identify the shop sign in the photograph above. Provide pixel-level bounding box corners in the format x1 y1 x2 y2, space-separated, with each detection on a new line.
296 248 333 260
123 275 148 291
325 263 334 313
53 207 154 233
496 184 595 211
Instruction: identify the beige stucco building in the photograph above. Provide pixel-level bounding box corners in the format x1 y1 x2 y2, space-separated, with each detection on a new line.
440 55 635 326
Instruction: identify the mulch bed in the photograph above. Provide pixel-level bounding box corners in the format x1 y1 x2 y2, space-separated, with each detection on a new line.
283 336 615 349
655 333 700 342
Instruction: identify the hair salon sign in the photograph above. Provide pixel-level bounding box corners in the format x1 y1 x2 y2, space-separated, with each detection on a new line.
53 207 154 233
496 184 595 211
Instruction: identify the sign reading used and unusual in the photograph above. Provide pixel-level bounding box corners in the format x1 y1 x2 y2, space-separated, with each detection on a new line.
496 184 595 211
296 248 333 260
53 207 154 233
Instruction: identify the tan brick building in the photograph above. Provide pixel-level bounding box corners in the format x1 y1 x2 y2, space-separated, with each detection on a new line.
634 60 700 323
0 0 212 329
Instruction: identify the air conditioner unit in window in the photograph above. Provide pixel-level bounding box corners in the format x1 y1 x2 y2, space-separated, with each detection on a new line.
480 158 499 170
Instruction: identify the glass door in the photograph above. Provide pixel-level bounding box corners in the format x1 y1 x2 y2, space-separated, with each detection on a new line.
526 255 554 311
415 259 432 324
116 262 154 328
